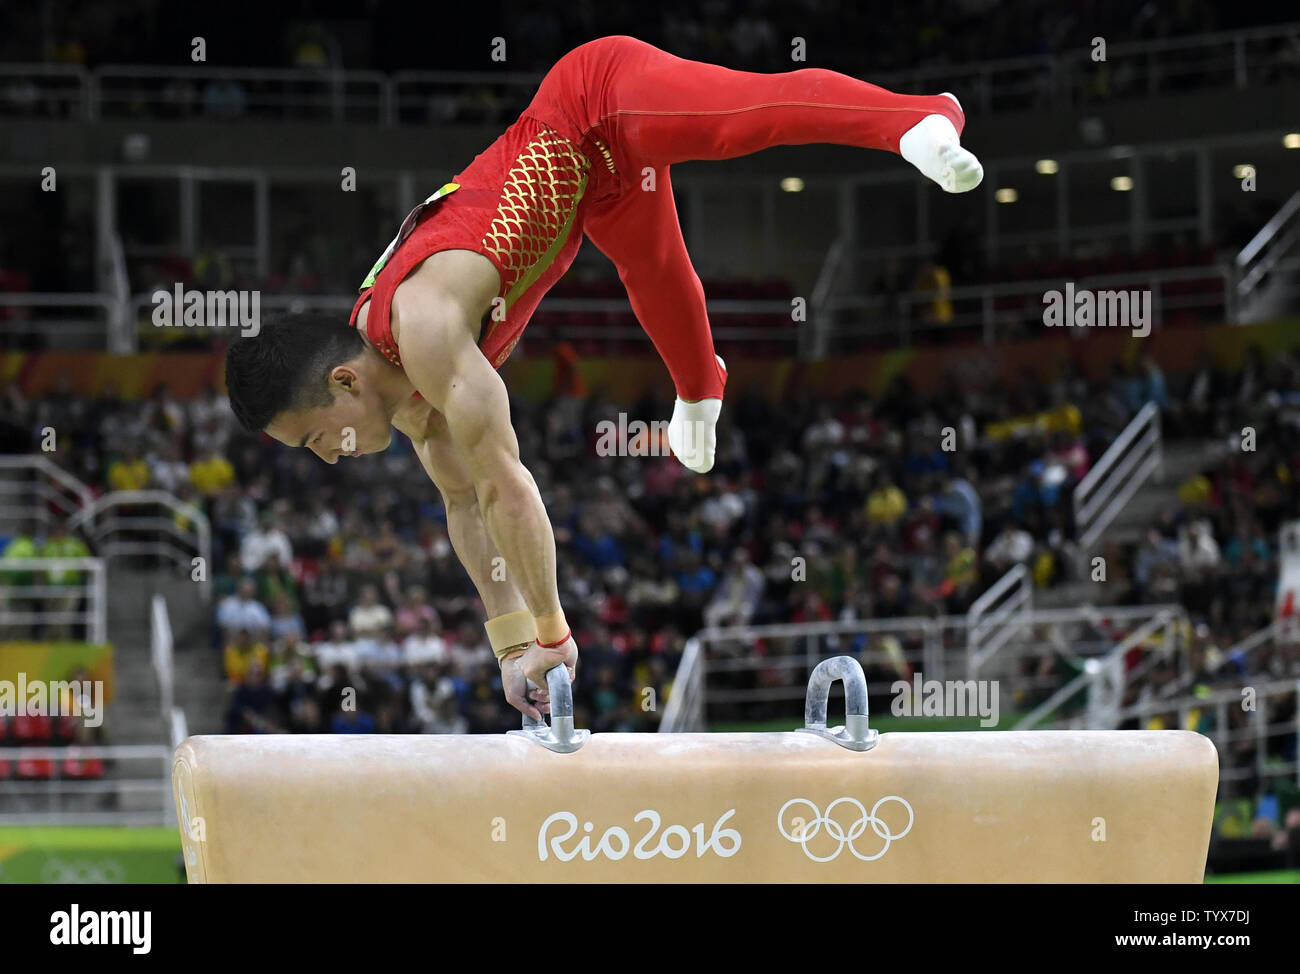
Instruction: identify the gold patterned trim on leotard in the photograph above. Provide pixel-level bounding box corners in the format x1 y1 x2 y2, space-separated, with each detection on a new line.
480 127 591 346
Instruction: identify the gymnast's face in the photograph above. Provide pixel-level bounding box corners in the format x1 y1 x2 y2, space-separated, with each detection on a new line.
264 364 393 464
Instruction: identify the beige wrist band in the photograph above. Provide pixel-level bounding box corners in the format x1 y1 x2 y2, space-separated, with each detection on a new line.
486 610 537 661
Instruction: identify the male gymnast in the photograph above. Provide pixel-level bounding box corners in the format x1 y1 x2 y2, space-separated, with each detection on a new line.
224 35 983 719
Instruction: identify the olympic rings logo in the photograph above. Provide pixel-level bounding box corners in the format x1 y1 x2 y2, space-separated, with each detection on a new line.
39 857 126 884
777 796 914 862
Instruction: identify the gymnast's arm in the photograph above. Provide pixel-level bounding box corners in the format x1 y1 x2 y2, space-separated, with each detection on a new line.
392 270 578 690
403 411 548 719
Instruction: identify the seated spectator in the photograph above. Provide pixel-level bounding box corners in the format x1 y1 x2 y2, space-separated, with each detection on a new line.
447 620 495 672
107 442 150 491
224 658 280 732
149 440 190 493
330 705 377 734
703 548 765 629
349 584 394 639
674 549 717 619
1180 519 1222 572
258 552 299 609
216 577 271 642
394 585 439 638
940 531 979 608
314 620 359 671
938 470 982 546
224 628 271 686
241 511 293 574
986 522 1035 571
188 442 235 498
301 557 350 634
269 633 318 694
354 623 403 671
410 663 465 734
403 614 448 667
866 473 907 527
38 521 89 640
268 591 306 643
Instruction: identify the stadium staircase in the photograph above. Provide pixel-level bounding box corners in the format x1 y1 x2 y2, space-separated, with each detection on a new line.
1038 437 1217 609
104 567 223 742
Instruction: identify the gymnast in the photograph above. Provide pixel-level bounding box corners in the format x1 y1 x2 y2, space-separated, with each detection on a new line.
223 35 983 719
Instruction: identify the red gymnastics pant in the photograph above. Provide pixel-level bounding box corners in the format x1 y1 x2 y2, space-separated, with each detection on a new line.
526 36 965 401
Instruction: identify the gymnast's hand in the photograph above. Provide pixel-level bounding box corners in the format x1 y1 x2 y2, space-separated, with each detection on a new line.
501 634 579 717
500 645 545 720
500 637 578 720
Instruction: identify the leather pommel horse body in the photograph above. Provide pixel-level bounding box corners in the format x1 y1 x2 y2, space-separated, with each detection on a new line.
172 658 1219 883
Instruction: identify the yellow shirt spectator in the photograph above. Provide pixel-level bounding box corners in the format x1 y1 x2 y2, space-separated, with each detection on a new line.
224 639 270 685
1177 474 1212 507
108 457 150 491
866 485 907 526
190 454 235 496
946 546 978 588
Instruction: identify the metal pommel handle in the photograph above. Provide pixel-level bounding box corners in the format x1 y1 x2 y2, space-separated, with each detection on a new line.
507 663 590 753
797 655 879 751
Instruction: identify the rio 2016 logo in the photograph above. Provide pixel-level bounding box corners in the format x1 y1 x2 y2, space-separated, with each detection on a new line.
538 809 742 862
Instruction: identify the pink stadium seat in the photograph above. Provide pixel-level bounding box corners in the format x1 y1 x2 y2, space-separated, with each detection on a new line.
12 715 53 744
60 754 106 780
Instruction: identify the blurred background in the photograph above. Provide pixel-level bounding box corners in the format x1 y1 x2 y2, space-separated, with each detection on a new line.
1 0 1299 883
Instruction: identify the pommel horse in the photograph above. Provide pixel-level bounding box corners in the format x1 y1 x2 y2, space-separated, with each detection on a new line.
173 657 1218 882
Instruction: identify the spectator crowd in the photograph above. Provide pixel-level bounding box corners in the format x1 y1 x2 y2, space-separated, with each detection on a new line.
3 341 1298 743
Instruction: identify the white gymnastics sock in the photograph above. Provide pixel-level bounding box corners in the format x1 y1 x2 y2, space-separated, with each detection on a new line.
898 93 984 194
667 355 725 474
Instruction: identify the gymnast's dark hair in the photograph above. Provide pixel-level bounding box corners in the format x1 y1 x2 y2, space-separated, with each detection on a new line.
224 313 366 433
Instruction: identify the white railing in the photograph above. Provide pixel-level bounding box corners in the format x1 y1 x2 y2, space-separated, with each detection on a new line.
100 230 134 353
68 490 211 598
91 64 390 124
0 557 108 644
869 21 1300 114
668 603 1184 726
391 69 542 124
0 292 120 350
809 236 848 360
826 262 1231 349
659 637 705 733
966 564 1033 677
1014 607 1185 730
1233 191 1300 324
0 455 95 534
1125 678 1300 794
4 22 1298 123
0 744 174 825
151 593 189 750
1073 401 1163 551
122 290 797 353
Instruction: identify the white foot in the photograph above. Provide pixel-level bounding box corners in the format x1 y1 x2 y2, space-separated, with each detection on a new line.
668 394 722 475
898 93 983 194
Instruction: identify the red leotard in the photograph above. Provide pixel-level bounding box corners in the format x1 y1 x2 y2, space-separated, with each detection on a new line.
351 35 964 402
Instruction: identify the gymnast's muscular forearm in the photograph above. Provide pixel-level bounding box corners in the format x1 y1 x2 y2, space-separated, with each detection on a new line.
442 489 530 619
468 460 565 634
401 306 569 643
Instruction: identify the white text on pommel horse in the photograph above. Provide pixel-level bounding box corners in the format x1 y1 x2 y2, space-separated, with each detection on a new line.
538 809 742 862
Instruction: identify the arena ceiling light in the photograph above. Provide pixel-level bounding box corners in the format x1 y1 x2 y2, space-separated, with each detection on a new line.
995 187 1018 203
1232 164 1255 179
1284 133 1300 149
1035 159 1059 175
780 177 805 192
1110 176 1133 192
